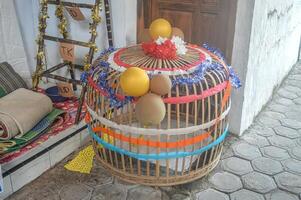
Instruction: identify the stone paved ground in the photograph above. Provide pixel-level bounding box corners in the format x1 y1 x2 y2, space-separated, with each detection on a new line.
8 62 301 200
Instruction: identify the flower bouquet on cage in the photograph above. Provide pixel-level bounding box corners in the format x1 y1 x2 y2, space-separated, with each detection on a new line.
142 36 187 60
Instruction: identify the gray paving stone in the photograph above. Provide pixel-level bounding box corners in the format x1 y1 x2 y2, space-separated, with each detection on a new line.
7 181 60 200
261 146 290 160
286 80 301 88
282 159 301 174
274 172 301 194
242 133 270 147
257 116 281 127
169 193 190 200
232 143 262 160
290 146 301 160
265 190 299 200
127 186 162 200
251 157 283 175
253 127 275 137
288 74 301 81
59 184 93 200
91 184 127 200
273 126 300 139
261 111 286 120
292 69 301 75
283 85 301 94
221 147 235 159
274 97 294 106
268 135 296 149
221 157 253 175
209 172 242 192
267 104 289 114
81 166 113 187
280 118 301 129
277 89 299 99
92 194 105 200
195 189 229 200
114 178 138 189
285 111 301 122
230 189 264 200
296 137 301 146
242 172 277 194
293 97 301 105
162 192 170 200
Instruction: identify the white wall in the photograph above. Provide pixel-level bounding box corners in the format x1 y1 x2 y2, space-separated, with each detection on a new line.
0 0 29 81
230 0 301 135
13 0 137 80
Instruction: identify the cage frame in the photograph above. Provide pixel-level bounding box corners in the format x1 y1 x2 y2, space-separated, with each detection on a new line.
85 44 232 186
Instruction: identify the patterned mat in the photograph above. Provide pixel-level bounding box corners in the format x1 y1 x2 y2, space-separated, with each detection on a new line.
0 109 65 155
0 97 86 164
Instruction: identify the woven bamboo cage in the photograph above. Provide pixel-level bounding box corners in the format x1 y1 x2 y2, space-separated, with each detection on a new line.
85 44 233 186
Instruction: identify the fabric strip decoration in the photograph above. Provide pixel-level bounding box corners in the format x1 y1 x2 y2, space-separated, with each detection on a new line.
88 125 229 160
87 77 230 105
85 102 231 136
91 126 211 148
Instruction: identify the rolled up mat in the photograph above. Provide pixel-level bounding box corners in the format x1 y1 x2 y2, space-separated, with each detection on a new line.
0 109 65 155
0 88 53 140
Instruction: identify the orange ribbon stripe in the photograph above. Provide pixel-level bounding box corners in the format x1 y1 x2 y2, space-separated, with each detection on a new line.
92 126 211 149
85 112 91 123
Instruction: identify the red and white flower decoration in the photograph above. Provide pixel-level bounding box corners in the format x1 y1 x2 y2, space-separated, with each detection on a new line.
142 36 187 60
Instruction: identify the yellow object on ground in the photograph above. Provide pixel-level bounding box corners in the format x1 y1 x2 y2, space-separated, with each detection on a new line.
64 145 95 174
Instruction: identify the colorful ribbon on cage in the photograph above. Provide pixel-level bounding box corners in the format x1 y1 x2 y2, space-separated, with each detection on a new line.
86 82 231 150
91 126 211 149
87 78 230 105
88 125 228 160
85 102 231 136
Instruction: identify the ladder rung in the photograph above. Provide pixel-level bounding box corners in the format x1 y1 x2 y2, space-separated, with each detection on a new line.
42 62 68 75
47 0 94 9
42 73 82 85
73 64 84 71
44 35 90 47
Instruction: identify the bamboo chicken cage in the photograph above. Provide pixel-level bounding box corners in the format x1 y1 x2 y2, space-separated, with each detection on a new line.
84 43 235 186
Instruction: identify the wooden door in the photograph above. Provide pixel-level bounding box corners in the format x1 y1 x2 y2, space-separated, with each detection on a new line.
137 0 237 62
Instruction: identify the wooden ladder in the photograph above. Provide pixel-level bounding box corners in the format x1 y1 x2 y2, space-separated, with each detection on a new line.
33 0 113 124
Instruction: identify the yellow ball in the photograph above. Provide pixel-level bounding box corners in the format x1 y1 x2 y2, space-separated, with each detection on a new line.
120 67 150 97
149 18 172 40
